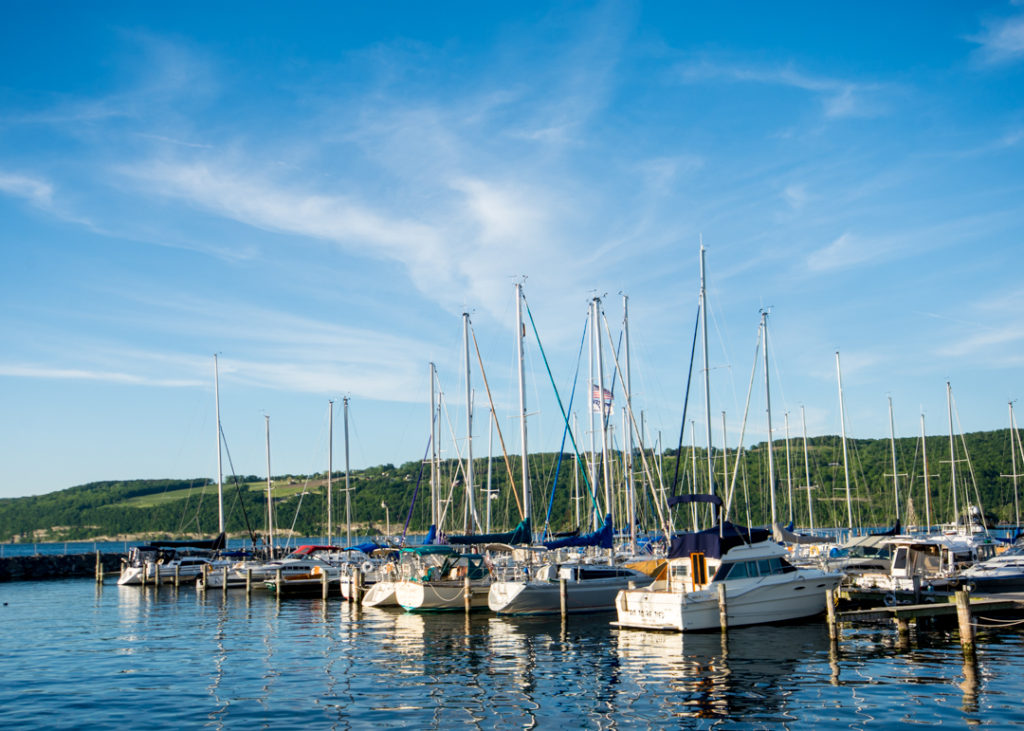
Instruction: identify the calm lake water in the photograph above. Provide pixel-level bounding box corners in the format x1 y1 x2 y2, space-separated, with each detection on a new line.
3 575 1024 729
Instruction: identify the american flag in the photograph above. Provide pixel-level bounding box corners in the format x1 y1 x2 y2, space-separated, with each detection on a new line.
591 384 613 414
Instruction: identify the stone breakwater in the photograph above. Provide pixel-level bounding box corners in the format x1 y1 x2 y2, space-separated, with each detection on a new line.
0 553 125 582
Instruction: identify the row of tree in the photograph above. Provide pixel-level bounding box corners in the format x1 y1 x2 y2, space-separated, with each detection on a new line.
1 428 1021 543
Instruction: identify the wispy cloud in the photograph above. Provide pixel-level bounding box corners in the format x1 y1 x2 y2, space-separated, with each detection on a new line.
968 12 1024 66
676 60 887 119
0 171 54 208
0 363 201 387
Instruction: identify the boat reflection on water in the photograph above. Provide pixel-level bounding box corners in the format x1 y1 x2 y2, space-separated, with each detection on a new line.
615 623 832 724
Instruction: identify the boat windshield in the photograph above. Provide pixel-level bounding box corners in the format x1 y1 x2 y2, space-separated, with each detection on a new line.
713 556 797 581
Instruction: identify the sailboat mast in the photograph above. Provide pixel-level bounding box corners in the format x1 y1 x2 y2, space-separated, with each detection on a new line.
700 245 715 521
486 405 494 534
515 283 531 522
921 413 932 533
429 362 438 529
761 311 777 528
947 382 959 528
588 300 598 529
888 396 901 523
344 396 351 546
623 293 636 551
836 351 854 532
801 406 815 532
1010 402 1021 529
265 415 274 555
213 354 224 535
593 296 612 523
462 313 476 534
784 412 794 525
328 400 333 545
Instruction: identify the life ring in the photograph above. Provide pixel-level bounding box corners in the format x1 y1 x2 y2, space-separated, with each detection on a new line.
883 593 897 607
360 560 375 575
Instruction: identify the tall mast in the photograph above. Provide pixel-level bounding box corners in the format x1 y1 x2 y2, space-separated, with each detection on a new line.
515 283 531 523
947 382 959 529
761 310 777 528
784 412 794 525
921 413 932 533
344 396 351 546
573 412 581 529
462 312 476 534
429 363 438 529
623 293 636 551
328 400 333 544
836 351 854 532
1010 402 1021 529
700 245 715 521
213 354 224 535
486 405 494 534
593 296 612 523
265 414 274 554
888 396 901 523
801 406 815 532
587 299 598 529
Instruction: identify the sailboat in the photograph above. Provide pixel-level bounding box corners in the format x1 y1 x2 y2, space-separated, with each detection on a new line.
614 251 842 631
119 355 230 586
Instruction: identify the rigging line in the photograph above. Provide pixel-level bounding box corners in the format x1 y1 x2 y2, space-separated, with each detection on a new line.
599 311 673 540
401 432 433 545
541 316 588 541
219 423 257 547
470 325 525 521
522 297 603 517
671 306 702 496
724 319 762 522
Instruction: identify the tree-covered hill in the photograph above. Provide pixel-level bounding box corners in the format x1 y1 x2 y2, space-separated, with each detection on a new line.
2 428 1021 543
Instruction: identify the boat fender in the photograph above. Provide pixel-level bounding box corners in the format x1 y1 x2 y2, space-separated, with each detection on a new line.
360 561 375 575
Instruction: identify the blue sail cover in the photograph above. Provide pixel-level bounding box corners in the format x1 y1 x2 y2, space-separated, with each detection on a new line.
345 541 379 554
423 525 438 544
668 521 770 560
543 515 614 550
447 518 532 546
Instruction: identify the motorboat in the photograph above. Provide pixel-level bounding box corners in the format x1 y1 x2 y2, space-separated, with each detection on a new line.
615 520 842 632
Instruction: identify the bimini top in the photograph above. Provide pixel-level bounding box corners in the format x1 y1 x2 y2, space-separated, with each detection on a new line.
668 521 771 560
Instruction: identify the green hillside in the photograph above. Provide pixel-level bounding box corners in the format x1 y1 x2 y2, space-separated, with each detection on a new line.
1 428 1021 543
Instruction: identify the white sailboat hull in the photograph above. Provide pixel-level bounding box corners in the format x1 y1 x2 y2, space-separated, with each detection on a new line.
489 575 653 615
395 579 491 612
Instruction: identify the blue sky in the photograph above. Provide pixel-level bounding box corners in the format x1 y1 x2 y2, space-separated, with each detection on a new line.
2 2 1024 500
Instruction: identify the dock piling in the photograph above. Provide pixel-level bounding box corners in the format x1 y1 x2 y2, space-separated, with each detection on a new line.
955 588 975 657
560 577 567 618
463 575 471 614
826 588 839 641
718 584 728 632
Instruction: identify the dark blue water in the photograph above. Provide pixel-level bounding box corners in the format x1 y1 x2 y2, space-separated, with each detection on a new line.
3 578 1024 728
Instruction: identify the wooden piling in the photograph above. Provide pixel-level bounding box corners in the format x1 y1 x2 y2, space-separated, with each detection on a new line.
142 561 149 587
174 564 180 588
955 589 974 657
221 565 228 596
354 567 364 604
826 588 839 641
199 564 207 594
559 577 568 618
912 575 922 604
717 583 728 632
321 568 329 600
95 550 103 583
245 568 252 595
463 575 472 614
275 567 283 598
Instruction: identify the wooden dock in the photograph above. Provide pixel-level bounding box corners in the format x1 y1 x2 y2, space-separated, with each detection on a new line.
830 588 1024 656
